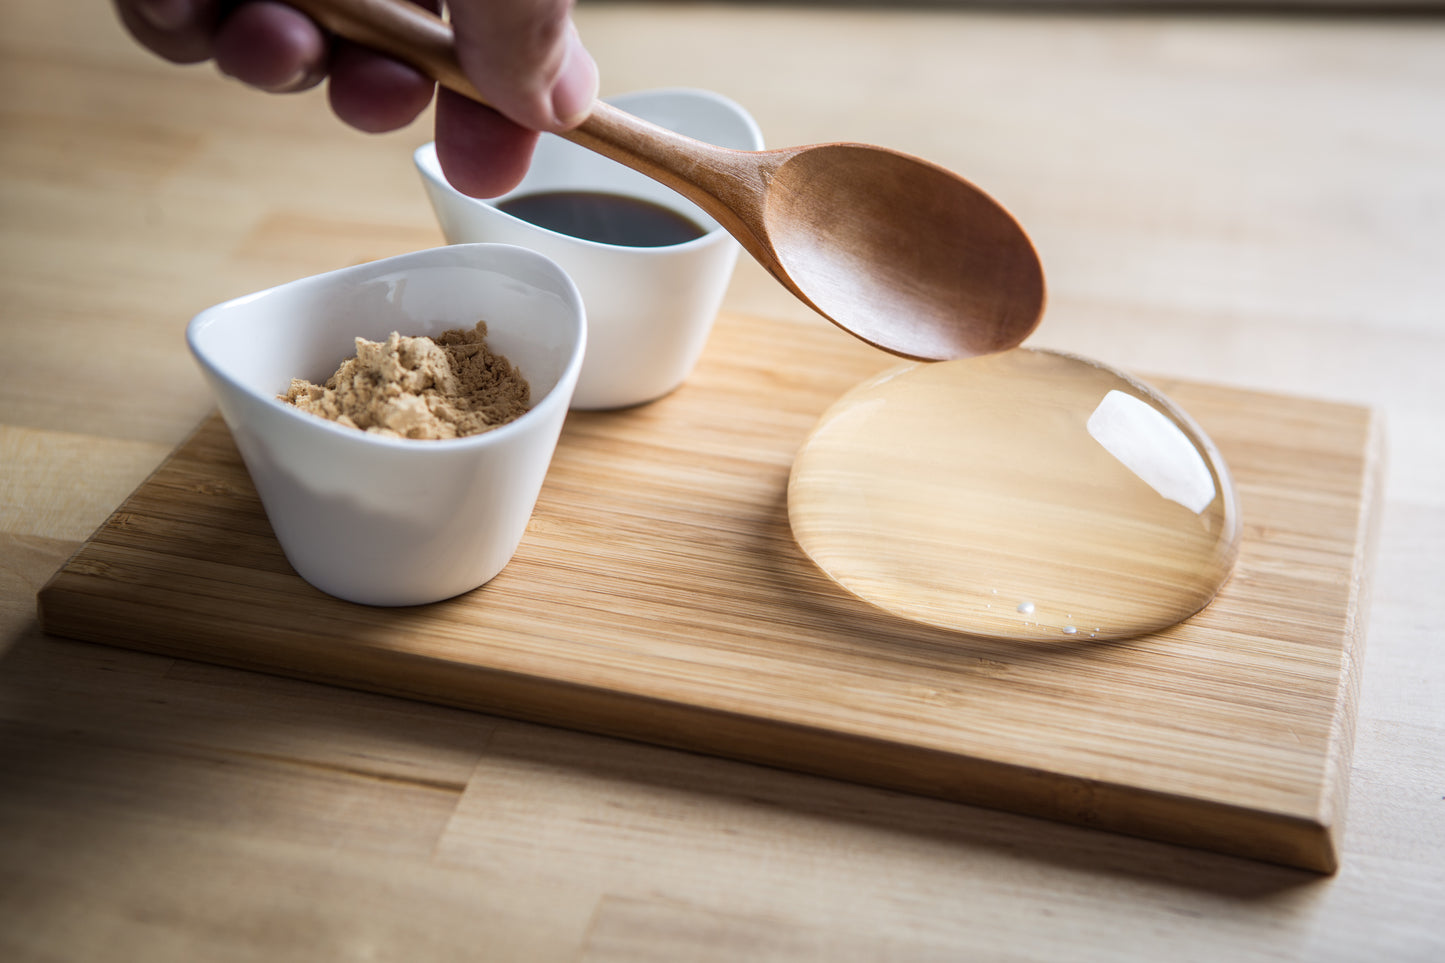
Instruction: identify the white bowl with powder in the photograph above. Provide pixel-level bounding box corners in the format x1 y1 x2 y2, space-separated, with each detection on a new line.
187 243 587 606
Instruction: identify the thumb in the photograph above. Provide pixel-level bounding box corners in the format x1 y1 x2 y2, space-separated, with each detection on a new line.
447 0 598 133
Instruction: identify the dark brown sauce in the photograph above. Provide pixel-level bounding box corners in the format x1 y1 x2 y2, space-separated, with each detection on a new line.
496 190 707 247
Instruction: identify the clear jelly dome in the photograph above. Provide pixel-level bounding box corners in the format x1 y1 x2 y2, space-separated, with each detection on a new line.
787 349 1241 641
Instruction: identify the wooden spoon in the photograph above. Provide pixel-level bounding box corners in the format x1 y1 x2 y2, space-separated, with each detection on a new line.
288 0 1047 360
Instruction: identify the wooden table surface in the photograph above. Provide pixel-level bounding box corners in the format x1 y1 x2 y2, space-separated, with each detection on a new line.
2 1 1442 959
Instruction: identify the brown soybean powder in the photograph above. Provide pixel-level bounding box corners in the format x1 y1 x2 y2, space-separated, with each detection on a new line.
282 321 530 440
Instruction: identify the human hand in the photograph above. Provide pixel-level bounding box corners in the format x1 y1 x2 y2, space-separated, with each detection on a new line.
113 0 599 197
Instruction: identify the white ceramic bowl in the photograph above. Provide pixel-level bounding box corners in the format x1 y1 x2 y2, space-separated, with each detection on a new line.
186 244 586 606
415 87 765 410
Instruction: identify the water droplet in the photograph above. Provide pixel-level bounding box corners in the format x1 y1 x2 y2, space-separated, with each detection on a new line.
787 349 1241 641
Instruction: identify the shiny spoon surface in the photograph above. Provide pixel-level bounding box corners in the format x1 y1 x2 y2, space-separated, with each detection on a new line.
290 0 1046 360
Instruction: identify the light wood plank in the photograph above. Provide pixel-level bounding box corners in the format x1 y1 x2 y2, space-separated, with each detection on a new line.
0 809 597 963
0 426 171 542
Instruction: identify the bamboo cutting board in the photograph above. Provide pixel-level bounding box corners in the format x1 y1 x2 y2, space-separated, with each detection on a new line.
37 310 1381 873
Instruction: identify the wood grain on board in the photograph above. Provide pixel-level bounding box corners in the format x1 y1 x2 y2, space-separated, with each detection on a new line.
37 310 1382 873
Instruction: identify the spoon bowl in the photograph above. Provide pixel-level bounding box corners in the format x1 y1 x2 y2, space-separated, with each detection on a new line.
290 0 1046 360
764 144 1045 359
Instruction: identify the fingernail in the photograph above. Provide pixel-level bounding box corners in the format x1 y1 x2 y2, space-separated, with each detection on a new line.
135 0 192 31
549 24 598 128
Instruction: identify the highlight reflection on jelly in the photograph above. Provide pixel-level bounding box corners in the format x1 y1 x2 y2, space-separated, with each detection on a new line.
787 349 1241 641
1086 389 1217 515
